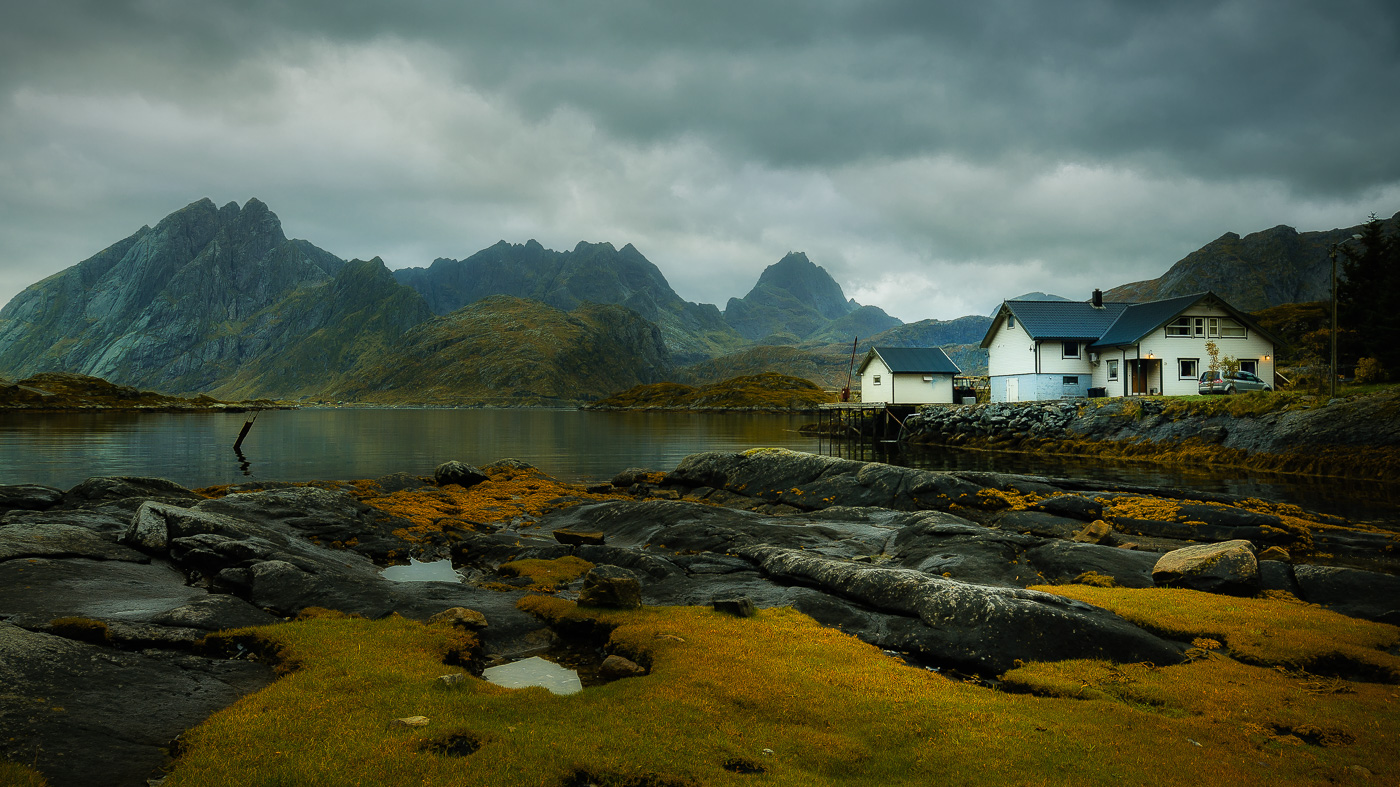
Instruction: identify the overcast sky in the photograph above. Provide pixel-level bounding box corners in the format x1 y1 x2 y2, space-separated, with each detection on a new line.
2 1 1397 322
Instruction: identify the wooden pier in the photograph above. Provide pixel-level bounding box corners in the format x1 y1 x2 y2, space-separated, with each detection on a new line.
815 403 918 460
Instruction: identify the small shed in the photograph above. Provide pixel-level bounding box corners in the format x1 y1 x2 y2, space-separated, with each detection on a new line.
858 346 962 404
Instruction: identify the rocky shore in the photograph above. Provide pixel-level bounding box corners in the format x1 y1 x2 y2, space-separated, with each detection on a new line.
903 389 1400 481
3 451 1398 785
0 372 282 413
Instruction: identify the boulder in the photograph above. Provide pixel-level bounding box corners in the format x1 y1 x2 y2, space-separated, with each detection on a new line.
1293 565 1400 625
599 654 647 679
578 565 642 609
429 606 489 629
736 545 1182 674
435 461 489 488
0 484 63 512
1152 540 1259 595
1070 520 1115 544
712 596 757 617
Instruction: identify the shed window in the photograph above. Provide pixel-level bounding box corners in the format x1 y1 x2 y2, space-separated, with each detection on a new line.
873 375 881 385
1062 341 1080 358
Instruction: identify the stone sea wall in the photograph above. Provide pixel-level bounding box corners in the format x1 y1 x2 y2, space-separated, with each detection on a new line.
902 392 1400 481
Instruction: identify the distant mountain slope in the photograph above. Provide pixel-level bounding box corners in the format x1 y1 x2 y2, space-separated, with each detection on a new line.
393 241 744 364
1105 213 1400 311
0 198 362 393
723 252 900 342
859 315 993 348
329 296 671 405
208 258 434 400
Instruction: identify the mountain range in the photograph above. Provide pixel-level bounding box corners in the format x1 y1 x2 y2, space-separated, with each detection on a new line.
0 198 1390 403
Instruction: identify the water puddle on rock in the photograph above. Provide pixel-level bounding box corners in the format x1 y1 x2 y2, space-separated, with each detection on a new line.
381 558 461 583
481 656 583 695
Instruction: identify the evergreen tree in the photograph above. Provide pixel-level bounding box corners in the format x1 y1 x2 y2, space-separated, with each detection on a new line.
1337 214 1400 376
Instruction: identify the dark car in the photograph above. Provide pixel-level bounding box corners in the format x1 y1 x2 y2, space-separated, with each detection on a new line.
1198 369 1271 395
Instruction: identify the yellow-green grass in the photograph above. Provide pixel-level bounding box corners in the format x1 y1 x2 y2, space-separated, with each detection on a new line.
1035 585 1400 681
164 597 1400 786
0 761 47 787
494 556 596 591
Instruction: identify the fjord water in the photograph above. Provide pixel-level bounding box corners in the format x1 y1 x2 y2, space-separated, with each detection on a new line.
2 408 1395 525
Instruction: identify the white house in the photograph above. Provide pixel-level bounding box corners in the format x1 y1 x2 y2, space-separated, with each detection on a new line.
980 291 1279 402
858 346 962 404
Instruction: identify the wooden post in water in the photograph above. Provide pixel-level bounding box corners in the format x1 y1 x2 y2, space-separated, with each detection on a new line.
233 411 258 452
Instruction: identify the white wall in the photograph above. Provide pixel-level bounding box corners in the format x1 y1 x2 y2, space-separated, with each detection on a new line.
1137 303 1275 396
860 356 892 403
986 314 1035 376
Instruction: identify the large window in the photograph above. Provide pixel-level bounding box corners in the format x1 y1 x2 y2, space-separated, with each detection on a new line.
1179 359 1199 379
1107 359 1119 381
1062 341 1080 358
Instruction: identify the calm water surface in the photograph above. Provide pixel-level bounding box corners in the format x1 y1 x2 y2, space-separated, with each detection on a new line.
2 408 1395 526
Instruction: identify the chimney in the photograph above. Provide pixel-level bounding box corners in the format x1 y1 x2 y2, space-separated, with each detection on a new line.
1092 289 1103 308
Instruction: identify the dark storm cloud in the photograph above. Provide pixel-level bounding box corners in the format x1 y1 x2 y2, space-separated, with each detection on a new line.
1 0 1397 319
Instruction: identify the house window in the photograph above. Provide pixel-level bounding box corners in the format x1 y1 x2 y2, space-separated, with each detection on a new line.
1107 359 1119 381
1063 376 1079 385
1220 319 1246 337
1179 359 1199 379
1239 359 1258 375
1166 317 1191 337
1007 314 1016 329
873 375 881 385
1062 341 1080 358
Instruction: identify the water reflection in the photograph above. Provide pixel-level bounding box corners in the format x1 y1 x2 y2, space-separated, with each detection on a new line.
1 408 1395 526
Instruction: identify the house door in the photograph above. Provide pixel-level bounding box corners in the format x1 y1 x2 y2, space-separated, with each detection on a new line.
1006 377 1019 402
1131 360 1159 395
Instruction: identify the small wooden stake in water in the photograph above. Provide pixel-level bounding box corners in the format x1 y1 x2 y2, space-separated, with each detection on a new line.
233 411 257 452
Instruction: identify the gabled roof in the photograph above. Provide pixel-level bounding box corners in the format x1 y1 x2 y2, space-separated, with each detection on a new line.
858 346 961 375
1089 291 1282 349
980 300 1130 347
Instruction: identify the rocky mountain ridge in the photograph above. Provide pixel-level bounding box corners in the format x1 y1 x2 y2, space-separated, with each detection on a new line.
1106 212 1400 311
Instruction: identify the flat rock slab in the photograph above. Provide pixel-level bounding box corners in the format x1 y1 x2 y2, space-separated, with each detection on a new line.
0 557 206 624
0 622 273 787
0 522 150 562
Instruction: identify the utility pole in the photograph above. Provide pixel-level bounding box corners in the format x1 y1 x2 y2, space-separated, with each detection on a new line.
1330 233 1364 400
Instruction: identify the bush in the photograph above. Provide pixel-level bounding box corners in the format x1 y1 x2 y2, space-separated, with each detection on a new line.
1356 357 1387 384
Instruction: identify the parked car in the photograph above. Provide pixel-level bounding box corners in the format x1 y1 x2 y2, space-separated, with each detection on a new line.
1198 369 1271 395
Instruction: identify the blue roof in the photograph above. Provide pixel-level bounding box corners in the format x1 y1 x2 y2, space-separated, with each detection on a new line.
1090 293 1208 349
977 290 1281 351
861 346 961 375
981 300 1130 346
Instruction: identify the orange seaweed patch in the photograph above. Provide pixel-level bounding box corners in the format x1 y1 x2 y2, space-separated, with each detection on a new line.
359 468 627 543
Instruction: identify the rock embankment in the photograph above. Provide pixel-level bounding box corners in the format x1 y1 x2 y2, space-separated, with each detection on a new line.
903 390 1400 480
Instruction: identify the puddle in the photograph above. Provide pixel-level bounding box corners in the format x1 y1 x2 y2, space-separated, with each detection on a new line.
381 558 461 583
482 656 583 695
